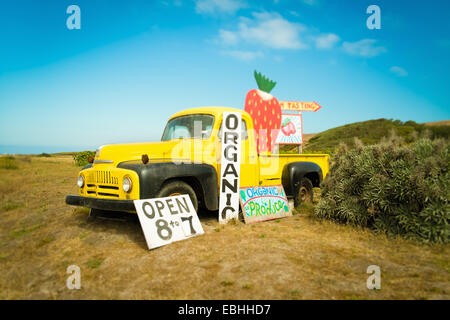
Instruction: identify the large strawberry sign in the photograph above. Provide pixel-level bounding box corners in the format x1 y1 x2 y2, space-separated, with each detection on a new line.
244 71 282 153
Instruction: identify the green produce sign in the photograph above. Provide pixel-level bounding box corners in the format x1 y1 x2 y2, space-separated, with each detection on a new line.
239 185 291 224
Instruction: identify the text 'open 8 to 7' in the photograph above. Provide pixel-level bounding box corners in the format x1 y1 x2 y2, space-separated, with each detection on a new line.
134 195 204 250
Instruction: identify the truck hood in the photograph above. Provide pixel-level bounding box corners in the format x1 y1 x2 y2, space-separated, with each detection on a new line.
95 140 208 165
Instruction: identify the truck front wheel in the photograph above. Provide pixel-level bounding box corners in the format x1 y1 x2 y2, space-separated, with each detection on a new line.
294 178 313 207
157 180 199 212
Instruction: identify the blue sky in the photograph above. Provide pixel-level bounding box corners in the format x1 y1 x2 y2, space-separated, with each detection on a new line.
0 0 449 153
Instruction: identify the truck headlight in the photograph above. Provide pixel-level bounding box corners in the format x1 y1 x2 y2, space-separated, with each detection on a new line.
123 177 132 193
77 175 85 188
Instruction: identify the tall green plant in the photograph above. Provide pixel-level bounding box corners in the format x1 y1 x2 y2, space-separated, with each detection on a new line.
315 137 449 243
73 151 95 167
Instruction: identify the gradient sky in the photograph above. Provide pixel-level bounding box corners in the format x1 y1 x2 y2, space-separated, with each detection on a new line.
0 0 449 153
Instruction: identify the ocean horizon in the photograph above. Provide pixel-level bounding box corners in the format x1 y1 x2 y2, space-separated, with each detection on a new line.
0 145 95 155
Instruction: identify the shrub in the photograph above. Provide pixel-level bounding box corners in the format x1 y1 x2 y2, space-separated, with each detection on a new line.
73 151 95 167
38 153 51 157
315 136 449 243
0 156 18 169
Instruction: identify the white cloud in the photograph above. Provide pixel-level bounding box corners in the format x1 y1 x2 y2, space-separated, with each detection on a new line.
390 66 408 77
215 12 390 60
342 39 387 57
219 12 308 49
315 33 340 49
195 0 247 14
222 50 263 60
218 29 239 45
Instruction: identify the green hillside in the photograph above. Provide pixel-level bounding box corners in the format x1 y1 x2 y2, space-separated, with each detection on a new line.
304 118 450 154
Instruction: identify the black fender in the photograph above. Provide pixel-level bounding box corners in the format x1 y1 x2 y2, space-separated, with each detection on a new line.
117 161 219 211
281 162 323 197
81 164 92 171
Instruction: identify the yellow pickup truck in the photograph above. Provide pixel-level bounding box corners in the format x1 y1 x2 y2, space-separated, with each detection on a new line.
66 107 329 214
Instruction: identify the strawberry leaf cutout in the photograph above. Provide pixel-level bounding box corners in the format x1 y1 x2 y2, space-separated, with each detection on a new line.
254 70 277 94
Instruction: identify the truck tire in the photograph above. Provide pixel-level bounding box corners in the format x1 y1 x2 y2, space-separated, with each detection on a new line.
157 180 199 212
294 178 313 207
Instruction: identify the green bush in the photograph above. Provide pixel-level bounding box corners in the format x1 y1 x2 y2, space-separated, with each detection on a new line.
73 151 95 167
0 156 18 170
37 153 51 157
315 136 449 243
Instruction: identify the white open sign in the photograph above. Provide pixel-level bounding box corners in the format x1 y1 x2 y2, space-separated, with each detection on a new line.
134 195 204 250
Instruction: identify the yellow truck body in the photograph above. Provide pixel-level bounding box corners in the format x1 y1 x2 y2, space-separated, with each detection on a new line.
66 107 329 213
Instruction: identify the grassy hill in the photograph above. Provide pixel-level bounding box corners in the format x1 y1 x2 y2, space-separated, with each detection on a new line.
304 118 450 153
424 120 450 126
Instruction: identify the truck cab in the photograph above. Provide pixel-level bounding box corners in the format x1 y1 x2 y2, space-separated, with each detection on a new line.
66 107 329 214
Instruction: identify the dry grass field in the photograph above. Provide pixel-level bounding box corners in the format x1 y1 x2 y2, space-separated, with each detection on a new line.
0 155 448 299
424 120 450 126
302 133 316 143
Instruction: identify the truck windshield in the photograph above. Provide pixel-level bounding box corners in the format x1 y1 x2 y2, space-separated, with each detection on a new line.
161 114 215 141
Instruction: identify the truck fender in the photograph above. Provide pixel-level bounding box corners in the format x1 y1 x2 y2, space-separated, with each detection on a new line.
81 164 92 171
281 162 323 197
117 161 219 211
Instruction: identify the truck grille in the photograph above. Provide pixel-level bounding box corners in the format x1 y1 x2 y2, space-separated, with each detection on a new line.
85 170 120 198
94 170 118 185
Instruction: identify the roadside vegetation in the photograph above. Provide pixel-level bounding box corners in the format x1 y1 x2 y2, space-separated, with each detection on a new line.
316 135 449 243
37 153 52 158
0 156 19 170
304 119 450 154
0 154 448 299
73 151 96 167
0 119 448 299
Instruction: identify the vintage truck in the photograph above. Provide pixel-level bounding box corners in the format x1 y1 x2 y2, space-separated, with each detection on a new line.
66 107 329 215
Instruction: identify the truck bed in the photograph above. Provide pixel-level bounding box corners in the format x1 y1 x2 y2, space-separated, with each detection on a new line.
259 153 330 186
